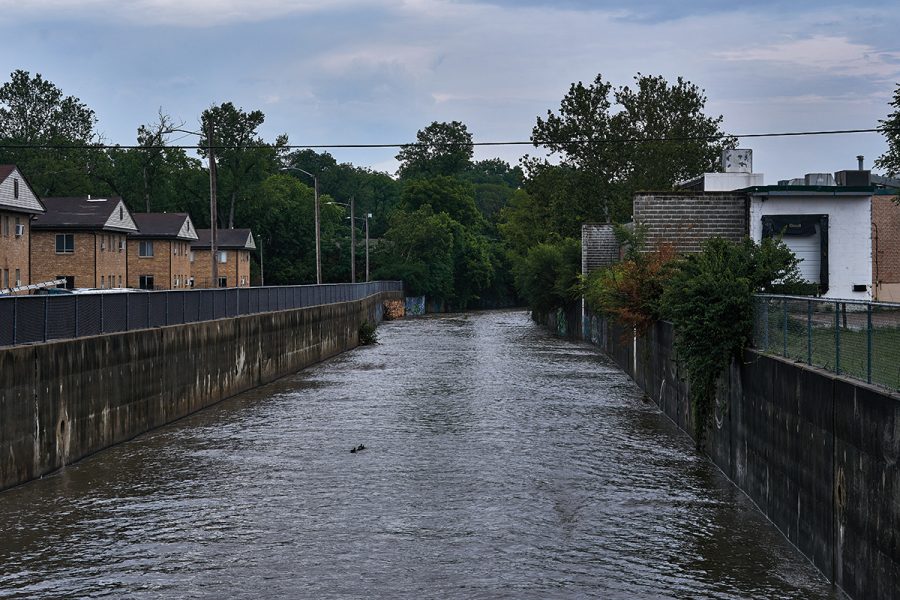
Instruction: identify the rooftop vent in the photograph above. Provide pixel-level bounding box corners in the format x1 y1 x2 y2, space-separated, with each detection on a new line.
804 173 835 186
835 170 871 186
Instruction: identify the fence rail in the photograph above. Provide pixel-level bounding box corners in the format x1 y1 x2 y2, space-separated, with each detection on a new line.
753 294 900 391
0 281 403 348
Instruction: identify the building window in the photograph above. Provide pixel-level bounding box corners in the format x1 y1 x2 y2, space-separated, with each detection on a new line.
101 275 105 288
118 275 122 287
189 251 195 263
56 233 75 254
2 216 8 236
139 275 154 290
2 269 8 289
15 269 20 287
119 206 124 220
218 276 228 287
139 240 154 257
217 251 228 264
13 178 18 199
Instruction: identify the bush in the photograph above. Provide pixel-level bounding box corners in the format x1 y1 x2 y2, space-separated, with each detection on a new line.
583 225 675 335
358 321 378 345
661 236 803 447
512 237 581 315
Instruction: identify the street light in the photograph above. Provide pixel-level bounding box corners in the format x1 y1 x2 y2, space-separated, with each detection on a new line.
325 198 356 283
280 166 321 285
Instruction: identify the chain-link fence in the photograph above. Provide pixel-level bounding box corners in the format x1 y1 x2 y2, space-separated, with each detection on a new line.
753 294 900 391
0 281 403 348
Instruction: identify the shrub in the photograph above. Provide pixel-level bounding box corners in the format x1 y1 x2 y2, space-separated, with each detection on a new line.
358 321 378 345
661 236 803 447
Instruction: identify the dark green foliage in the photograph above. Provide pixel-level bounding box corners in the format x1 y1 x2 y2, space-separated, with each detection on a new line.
358 321 378 345
661 237 803 448
876 83 900 176
395 121 474 179
399 176 485 230
513 237 581 315
530 73 734 223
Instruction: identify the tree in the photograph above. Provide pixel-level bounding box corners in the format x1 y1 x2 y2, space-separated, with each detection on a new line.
396 121 473 179
876 83 900 177
199 102 287 228
0 69 101 196
531 73 733 222
399 176 484 229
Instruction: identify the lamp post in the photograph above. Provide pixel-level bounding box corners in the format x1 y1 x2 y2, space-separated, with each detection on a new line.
280 166 321 285
325 198 357 283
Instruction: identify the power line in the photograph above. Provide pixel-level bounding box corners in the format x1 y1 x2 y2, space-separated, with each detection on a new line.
0 127 890 151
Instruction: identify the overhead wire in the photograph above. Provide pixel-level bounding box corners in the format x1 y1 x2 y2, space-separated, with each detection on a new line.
0 127 891 151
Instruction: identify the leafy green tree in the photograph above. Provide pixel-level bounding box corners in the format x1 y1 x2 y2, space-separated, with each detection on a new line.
373 206 457 300
876 83 900 176
0 69 101 196
399 176 484 230
513 237 581 315
531 73 733 222
199 102 287 228
396 120 473 179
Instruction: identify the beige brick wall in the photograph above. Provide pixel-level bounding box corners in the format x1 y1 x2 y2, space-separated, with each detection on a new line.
873 195 900 301
191 248 252 288
0 210 31 293
127 239 193 289
32 231 127 289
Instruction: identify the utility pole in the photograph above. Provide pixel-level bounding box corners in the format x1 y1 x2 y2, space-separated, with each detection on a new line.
207 121 219 287
365 213 371 282
314 176 321 285
259 237 264 286
350 196 356 284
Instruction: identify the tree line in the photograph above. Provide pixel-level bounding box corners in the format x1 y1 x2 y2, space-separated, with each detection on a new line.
16 67 893 310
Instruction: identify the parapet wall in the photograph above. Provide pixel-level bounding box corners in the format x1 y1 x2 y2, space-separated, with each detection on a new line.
0 291 400 493
582 314 899 600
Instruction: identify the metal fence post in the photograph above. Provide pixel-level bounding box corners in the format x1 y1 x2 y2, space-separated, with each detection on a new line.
867 304 873 384
12 296 17 345
147 294 151 327
782 298 788 357
807 299 812 365
834 301 841 376
762 298 769 350
43 296 49 342
165 292 170 325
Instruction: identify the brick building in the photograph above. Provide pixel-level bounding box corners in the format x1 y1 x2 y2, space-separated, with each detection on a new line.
581 223 620 277
190 228 255 288
632 191 748 254
31 196 138 289
127 213 199 290
0 165 45 294
872 192 900 302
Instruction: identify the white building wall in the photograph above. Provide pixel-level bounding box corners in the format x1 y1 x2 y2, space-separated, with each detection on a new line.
749 195 872 300
702 172 764 191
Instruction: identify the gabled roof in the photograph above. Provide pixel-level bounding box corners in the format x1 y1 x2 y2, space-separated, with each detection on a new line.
191 228 256 250
131 213 199 240
0 165 45 215
32 196 139 232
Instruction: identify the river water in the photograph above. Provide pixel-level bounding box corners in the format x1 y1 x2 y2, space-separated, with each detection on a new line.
0 310 839 599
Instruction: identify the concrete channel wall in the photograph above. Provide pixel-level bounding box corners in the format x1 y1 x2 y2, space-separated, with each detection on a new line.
581 316 899 600
0 291 401 493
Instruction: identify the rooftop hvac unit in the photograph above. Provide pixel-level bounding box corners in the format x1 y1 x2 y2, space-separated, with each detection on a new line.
834 170 871 186
804 173 835 186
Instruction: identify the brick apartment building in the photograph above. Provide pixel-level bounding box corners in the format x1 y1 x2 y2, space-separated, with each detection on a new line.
190 228 255 288
0 165 45 293
31 196 139 289
128 213 199 290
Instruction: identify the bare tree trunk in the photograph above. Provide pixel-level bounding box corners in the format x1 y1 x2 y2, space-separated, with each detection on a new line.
228 191 236 229
142 165 150 212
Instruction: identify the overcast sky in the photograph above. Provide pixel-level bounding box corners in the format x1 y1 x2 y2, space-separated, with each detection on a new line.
1 0 898 182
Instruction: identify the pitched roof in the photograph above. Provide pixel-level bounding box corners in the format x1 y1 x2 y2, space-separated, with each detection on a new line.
32 196 139 232
191 228 256 250
131 213 199 240
0 165 46 215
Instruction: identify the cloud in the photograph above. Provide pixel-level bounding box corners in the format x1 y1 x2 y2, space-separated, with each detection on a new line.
717 35 900 80
0 0 375 26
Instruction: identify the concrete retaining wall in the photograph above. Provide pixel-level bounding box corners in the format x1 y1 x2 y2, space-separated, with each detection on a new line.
0 291 400 493
582 314 899 600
